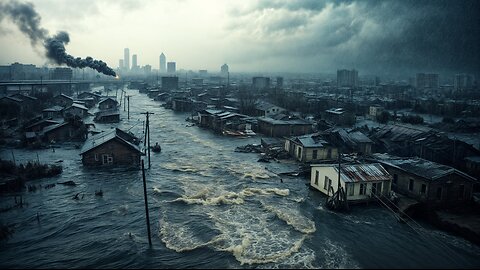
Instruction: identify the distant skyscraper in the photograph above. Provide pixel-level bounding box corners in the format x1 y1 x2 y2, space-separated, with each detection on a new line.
276 77 283 88
119 59 124 70
252 77 270 90
160 53 166 73
337 69 358 88
132 54 138 70
416 73 439 89
221 63 229 74
167 62 176 73
124 48 130 71
454 73 474 90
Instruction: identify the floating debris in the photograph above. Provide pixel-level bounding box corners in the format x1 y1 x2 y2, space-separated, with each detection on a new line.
57 181 76 186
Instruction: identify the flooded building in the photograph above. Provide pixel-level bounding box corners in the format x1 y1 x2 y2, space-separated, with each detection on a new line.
310 163 392 203
370 153 478 208
63 103 89 119
285 133 338 162
98 98 119 111
257 114 312 137
53 94 74 107
80 128 143 167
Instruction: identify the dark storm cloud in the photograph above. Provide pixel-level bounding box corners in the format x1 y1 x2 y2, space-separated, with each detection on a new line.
230 0 480 75
0 0 116 77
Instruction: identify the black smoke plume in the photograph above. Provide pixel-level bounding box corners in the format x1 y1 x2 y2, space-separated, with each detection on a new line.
0 0 116 77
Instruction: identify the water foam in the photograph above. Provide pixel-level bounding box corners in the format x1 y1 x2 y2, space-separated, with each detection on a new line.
261 201 316 234
168 187 290 206
207 207 310 265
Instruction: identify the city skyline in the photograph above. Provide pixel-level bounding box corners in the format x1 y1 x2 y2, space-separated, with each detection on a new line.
0 0 479 78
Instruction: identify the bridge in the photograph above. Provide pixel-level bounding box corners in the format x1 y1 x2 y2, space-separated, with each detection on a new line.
0 79 125 96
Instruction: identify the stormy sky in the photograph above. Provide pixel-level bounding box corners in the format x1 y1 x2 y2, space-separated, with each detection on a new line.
0 0 478 78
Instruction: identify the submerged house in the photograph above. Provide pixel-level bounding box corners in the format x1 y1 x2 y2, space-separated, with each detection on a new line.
370 153 478 208
53 94 74 107
94 110 120 123
285 133 338 162
63 103 89 119
326 128 373 156
310 163 392 203
39 120 88 142
80 128 143 167
257 114 312 137
42 106 64 119
98 98 118 111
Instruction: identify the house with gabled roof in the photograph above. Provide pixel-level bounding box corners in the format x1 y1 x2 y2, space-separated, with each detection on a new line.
369 153 478 208
53 94 74 107
63 103 89 118
42 106 64 119
80 128 143 167
98 97 118 110
285 132 338 162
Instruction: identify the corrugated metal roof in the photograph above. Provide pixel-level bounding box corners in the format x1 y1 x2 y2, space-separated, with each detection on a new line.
371 153 476 181
335 163 392 183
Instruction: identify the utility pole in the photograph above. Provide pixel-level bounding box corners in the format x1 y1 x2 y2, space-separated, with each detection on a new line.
141 112 154 168
141 159 152 246
124 91 127 111
127 95 130 120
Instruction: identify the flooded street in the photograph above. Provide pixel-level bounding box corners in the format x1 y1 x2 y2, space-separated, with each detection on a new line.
1 88 480 269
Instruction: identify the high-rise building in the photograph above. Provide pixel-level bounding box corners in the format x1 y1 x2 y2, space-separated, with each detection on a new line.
119 59 124 70
52 67 73 80
276 77 283 88
132 54 138 70
162 76 179 90
167 62 176 73
221 63 229 74
337 69 358 88
252 77 270 90
454 74 474 90
124 48 130 71
416 73 439 89
160 53 166 73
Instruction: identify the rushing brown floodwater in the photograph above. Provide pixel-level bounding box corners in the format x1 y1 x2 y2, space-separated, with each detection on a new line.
1 88 480 268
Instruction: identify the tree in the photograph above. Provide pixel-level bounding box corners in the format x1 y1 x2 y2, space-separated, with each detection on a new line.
237 86 257 116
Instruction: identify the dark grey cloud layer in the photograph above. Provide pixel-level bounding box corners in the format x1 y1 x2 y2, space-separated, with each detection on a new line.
230 0 480 76
0 0 116 77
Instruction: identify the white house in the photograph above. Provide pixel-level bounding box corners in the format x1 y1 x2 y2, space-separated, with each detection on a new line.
310 163 392 202
285 133 338 162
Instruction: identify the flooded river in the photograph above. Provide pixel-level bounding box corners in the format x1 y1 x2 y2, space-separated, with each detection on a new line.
1 89 480 268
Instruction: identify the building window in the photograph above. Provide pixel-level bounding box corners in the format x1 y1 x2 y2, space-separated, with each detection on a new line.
436 187 442 200
458 184 465 199
313 150 318 160
315 171 319 186
409 179 414 192
421 184 426 194
298 147 302 159
94 154 98 161
393 174 398 185
102 154 113 165
324 176 332 191
348 183 354 196
359 183 366 195
370 182 382 195
327 148 332 159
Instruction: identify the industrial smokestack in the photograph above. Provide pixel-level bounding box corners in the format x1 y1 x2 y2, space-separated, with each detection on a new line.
0 0 116 77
